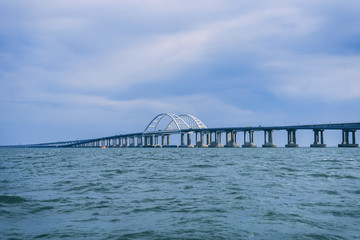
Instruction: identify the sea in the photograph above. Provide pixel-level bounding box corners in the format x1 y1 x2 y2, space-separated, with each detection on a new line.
0 147 359 240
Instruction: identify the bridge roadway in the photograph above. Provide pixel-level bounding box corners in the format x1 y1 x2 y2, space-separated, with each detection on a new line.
6 114 360 148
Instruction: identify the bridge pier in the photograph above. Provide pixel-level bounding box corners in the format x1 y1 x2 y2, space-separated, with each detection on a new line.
136 135 142 147
143 135 152 147
209 131 223 147
196 131 208 147
154 135 161 147
262 130 276 147
161 135 165 146
285 129 299 147
128 136 135 147
225 131 239 147
123 137 128 147
162 134 176 148
243 130 256 147
338 130 358 147
310 130 326 147
180 132 194 147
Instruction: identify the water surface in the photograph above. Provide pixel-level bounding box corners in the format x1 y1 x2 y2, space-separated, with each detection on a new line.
1 148 359 239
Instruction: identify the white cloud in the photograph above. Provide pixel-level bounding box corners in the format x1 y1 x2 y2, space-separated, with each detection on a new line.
2 1 321 91
1 0 360 144
267 55 360 101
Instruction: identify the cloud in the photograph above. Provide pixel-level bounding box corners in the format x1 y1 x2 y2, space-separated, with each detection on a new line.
1 0 360 144
266 54 360 101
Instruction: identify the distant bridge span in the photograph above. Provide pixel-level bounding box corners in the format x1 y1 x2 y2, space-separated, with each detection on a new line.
4 113 360 148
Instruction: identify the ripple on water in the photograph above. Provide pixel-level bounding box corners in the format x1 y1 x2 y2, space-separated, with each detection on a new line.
0 194 26 204
1 148 359 239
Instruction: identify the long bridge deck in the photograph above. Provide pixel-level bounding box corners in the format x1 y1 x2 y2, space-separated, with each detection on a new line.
3 113 360 148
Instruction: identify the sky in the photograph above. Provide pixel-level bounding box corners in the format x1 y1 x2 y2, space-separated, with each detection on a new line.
1 0 360 146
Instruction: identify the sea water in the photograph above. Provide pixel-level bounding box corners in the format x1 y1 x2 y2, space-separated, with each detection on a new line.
0 148 359 239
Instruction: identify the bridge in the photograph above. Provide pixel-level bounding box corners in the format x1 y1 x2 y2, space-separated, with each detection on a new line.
5 113 360 148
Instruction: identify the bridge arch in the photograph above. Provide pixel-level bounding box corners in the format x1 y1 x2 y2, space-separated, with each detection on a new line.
179 114 207 129
143 113 207 133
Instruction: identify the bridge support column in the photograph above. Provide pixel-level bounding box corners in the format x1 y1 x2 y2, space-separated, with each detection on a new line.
225 131 239 147
187 133 194 147
161 135 165 147
129 136 135 147
285 129 299 147
311 130 326 147
180 132 194 147
143 135 150 147
196 131 207 147
262 130 276 147
162 134 176 148
243 130 256 147
210 131 223 147
154 135 161 147
338 130 358 147
124 137 128 147
180 133 185 146
137 136 143 147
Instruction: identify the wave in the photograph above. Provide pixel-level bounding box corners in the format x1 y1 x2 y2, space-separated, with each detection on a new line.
0 194 26 204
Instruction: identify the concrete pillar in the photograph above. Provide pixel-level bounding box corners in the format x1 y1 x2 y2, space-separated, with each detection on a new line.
311 130 326 147
226 132 231 145
217 132 222 146
352 131 356 144
181 133 185 146
161 135 165 146
243 130 256 147
285 130 299 147
263 130 276 147
207 133 211 146
150 135 154 146
196 131 207 147
137 136 142 147
209 131 223 147
162 134 176 148
225 131 239 147
339 130 358 147
124 137 128 147
131 137 134 146
179 132 194 147
143 135 155 147
146 136 150 147
154 135 159 147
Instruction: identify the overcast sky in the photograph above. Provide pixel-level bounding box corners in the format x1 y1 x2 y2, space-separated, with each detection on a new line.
1 0 360 145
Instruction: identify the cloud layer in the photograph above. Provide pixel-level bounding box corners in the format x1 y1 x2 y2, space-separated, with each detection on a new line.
1 0 360 144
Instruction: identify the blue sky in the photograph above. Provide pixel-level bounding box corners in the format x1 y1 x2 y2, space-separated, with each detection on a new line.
1 0 360 145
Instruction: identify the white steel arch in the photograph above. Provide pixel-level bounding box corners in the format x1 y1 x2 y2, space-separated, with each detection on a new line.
179 114 207 129
144 113 207 133
144 113 189 133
